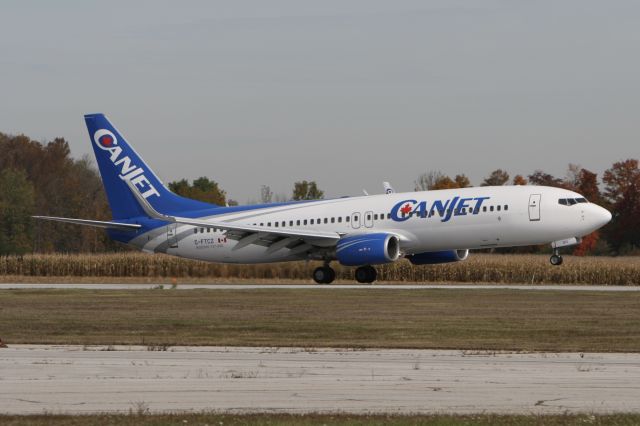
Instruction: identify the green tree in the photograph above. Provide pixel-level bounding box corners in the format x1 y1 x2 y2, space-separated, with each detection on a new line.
0 133 118 253
292 180 324 200
602 159 640 253
454 174 472 188
527 170 566 188
0 168 35 255
481 169 510 186
415 171 471 190
168 177 226 206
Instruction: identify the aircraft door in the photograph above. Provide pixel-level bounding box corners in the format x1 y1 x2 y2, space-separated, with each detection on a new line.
351 212 361 229
167 223 179 248
364 211 374 228
528 194 541 221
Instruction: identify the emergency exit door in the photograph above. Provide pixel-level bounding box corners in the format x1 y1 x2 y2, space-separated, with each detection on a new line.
528 194 541 221
167 223 179 248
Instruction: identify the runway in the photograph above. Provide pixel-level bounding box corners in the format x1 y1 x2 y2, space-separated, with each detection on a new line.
2 283 640 291
2 345 640 415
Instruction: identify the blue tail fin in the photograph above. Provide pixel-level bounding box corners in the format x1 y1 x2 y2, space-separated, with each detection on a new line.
85 113 215 219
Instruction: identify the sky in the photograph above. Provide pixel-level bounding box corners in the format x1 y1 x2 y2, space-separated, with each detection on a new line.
1 1 639 202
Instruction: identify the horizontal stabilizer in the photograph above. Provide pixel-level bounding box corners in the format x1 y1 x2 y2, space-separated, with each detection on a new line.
32 216 141 231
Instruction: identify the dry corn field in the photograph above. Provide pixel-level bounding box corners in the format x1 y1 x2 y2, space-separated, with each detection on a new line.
1 253 639 285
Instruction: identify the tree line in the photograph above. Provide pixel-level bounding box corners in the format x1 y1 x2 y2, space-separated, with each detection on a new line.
0 131 638 255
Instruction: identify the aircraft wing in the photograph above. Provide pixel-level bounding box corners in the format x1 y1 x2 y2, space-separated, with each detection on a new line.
32 216 141 231
125 180 341 251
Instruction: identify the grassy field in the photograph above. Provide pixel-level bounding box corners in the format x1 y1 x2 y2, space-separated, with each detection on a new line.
1 252 640 285
1 413 639 426
2 288 640 351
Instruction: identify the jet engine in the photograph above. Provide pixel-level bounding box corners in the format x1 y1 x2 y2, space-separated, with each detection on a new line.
406 249 469 265
336 233 401 266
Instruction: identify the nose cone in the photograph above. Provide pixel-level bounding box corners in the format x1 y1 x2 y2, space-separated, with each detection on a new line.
593 205 612 229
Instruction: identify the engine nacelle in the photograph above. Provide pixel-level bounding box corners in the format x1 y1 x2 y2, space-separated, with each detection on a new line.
336 233 401 266
406 249 469 265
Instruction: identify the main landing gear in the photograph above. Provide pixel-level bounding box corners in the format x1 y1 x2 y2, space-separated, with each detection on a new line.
550 249 563 266
312 264 378 284
355 265 377 284
313 264 336 284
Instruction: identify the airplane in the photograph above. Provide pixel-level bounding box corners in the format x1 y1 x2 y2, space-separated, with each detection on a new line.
33 114 612 284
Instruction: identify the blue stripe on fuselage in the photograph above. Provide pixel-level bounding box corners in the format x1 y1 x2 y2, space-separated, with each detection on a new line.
107 199 318 243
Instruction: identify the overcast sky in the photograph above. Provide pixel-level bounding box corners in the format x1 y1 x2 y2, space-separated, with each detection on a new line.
1 1 639 202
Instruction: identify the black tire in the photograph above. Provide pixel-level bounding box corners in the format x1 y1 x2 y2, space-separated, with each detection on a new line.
326 267 336 284
355 266 370 283
355 265 377 283
313 266 335 284
550 254 563 266
313 267 327 284
365 265 377 283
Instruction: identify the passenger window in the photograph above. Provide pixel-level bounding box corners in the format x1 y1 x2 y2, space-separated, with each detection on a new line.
310 219 314 225
193 228 197 234
331 217 335 223
296 220 301 226
346 216 350 222
490 206 494 212
303 220 308 225
483 206 487 212
275 222 279 227
497 205 501 211
260 223 264 226
282 221 285 227
374 214 378 220
324 218 328 224
504 205 508 211
267 222 271 227
200 228 204 233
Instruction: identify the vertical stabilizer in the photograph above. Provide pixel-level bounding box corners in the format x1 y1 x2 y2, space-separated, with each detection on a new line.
85 113 214 219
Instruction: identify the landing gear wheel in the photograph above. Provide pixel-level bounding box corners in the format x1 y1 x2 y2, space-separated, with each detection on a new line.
313 266 335 284
550 254 563 266
355 265 377 284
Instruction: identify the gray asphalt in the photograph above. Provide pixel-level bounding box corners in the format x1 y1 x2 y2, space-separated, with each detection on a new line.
1 283 639 291
2 345 640 415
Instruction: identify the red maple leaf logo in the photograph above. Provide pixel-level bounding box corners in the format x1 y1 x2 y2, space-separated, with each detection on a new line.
400 203 413 215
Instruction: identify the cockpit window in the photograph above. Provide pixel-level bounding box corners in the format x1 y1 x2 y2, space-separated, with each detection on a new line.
559 197 589 206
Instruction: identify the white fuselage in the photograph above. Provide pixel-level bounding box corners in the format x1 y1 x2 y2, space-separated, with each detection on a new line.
127 185 611 264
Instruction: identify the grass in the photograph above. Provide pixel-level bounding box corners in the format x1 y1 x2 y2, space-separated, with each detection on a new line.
1 413 639 426
1 253 640 285
1 288 640 351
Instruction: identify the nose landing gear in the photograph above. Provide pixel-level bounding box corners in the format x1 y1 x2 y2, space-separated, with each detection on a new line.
550 249 563 266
